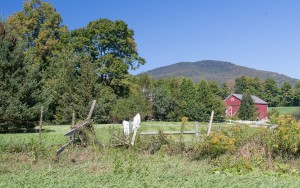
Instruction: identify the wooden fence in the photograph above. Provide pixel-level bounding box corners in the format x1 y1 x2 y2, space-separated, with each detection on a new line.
140 121 201 142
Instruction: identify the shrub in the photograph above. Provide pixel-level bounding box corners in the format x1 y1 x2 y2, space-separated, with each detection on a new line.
292 111 300 121
136 130 173 154
192 131 236 159
264 115 300 157
226 124 262 146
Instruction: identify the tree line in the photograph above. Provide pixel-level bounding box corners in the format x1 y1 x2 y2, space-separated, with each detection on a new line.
1 0 299 131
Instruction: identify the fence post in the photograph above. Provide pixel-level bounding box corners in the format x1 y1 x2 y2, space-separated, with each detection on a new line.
87 100 96 121
207 110 214 136
72 111 75 129
195 121 199 142
39 106 43 143
70 111 76 141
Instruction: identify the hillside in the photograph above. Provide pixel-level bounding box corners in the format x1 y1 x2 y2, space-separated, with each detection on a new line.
144 60 297 85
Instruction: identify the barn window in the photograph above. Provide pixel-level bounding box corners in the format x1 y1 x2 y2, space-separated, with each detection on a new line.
231 97 234 102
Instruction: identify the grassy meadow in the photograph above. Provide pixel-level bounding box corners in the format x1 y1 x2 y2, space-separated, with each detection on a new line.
2 122 300 187
269 106 300 115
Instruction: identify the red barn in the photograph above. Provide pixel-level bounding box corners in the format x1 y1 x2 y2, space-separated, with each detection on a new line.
224 94 268 120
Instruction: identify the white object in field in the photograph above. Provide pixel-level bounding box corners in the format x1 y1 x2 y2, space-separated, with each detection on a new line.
207 110 214 136
132 113 141 130
131 113 141 145
122 120 130 137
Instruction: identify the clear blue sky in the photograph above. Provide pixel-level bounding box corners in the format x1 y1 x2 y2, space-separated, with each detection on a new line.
1 0 300 79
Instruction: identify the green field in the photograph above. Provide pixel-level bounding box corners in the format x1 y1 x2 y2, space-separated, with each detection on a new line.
1 122 300 187
269 106 300 115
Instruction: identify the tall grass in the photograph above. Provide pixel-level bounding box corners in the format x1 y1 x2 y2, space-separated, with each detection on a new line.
2 121 300 187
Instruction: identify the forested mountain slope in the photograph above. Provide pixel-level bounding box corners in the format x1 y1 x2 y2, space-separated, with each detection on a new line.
145 60 297 85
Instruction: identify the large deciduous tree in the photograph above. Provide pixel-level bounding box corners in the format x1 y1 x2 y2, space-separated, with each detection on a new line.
7 0 67 65
70 19 145 96
263 78 280 107
234 76 263 97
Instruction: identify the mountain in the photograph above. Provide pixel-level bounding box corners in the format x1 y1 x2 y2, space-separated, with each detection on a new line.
144 60 297 85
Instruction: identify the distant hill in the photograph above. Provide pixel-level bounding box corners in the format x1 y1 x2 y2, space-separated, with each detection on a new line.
144 60 297 85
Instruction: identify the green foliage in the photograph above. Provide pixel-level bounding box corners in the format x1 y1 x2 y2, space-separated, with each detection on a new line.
280 82 293 106
235 76 263 97
238 93 256 120
0 21 40 130
263 78 280 107
70 18 145 96
192 131 236 159
178 78 199 121
152 87 177 120
111 88 151 122
7 0 68 65
6 0 300 133
269 106 300 115
145 60 297 86
226 124 261 146
265 115 300 157
219 82 231 99
292 111 300 120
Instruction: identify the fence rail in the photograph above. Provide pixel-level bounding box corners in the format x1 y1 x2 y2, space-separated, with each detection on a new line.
140 130 196 135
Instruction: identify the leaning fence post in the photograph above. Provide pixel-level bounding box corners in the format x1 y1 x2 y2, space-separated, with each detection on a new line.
207 111 214 136
87 100 97 121
72 111 75 128
70 111 76 141
39 106 44 143
194 121 199 142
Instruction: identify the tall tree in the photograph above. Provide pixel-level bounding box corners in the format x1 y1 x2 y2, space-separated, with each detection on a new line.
234 76 263 97
178 78 199 121
152 87 176 121
280 82 293 106
234 76 248 94
293 80 300 106
263 78 280 107
0 21 40 130
7 0 67 65
197 79 224 122
238 93 256 120
208 80 220 96
70 18 145 96
219 82 231 99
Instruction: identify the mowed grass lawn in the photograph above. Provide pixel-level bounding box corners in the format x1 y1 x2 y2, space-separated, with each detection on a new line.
269 106 300 114
0 121 228 147
2 122 300 187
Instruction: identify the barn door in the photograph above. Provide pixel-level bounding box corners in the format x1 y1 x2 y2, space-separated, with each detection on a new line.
225 106 233 117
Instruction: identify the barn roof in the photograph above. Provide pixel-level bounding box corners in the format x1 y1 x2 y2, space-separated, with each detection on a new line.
226 93 268 104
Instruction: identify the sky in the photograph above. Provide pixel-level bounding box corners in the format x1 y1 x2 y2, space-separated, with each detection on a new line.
1 0 300 79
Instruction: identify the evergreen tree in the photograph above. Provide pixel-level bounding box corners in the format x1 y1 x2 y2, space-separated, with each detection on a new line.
238 93 256 120
0 22 40 130
197 79 224 122
280 82 293 106
293 80 300 106
208 80 220 96
178 78 199 121
44 48 77 123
